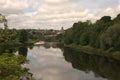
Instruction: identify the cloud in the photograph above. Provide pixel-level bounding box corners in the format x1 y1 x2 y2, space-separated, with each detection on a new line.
0 0 120 29
92 0 120 19
43 0 69 3
0 0 29 14
26 46 107 80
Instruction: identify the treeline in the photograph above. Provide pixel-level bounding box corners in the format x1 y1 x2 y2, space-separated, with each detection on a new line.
0 13 44 45
64 14 120 51
0 28 62 46
0 29 28 45
0 29 45 46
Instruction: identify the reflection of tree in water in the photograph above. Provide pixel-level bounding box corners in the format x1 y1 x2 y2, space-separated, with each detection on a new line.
63 47 120 80
43 42 64 50
29 46 34 50
0 45 17 54
18 46 28 57
44 43 51 49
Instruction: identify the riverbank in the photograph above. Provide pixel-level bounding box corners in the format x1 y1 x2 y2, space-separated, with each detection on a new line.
0 39 37 51
65 44 120 60
0 42 33 48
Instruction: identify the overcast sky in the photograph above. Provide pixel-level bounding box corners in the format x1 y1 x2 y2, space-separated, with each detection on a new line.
0 0 120 30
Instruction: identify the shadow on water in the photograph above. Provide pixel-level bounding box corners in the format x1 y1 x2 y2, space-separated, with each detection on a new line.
63 47 120 80
0 45 28 58
18 46 28 57
43 42 64 49
17 42 63 57
0 45 18 54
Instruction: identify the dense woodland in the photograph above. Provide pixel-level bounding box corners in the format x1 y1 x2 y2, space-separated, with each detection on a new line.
64 14 120 51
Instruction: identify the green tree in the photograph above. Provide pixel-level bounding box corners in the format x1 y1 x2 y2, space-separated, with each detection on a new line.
19 29 28 43
113 14 120 24
100 23 120 51
80 32 90 46
64 28 74 44
64 13 120 52
0 53 32 80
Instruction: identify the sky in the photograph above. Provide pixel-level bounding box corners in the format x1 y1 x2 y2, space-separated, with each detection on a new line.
0 0 120 30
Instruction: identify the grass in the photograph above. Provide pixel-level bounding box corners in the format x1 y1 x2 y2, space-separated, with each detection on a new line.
65 44 120 60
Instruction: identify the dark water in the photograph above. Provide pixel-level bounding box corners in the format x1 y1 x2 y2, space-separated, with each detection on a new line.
14 44 120 80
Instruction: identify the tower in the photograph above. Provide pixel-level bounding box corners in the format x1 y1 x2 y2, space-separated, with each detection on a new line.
61 27 64 33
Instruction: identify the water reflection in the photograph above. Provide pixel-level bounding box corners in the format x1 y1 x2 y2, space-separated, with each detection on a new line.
43 42 63 49
0 43 120 80
29 46 34 50
0 45 17 54
63 47 120 80
25 45 107 80
18 46 28 57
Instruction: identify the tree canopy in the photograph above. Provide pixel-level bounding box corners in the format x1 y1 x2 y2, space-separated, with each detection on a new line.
64 13 120 51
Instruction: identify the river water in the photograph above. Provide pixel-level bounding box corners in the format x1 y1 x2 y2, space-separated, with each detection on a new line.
16 43 120 80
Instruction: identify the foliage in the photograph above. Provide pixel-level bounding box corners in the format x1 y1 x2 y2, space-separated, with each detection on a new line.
0 53 31 80
64 28 74 44
0 13 8 29
80 32 90 46
64 13 120 51
56 34 64 42
100 23 120 50
0 14 33 80
19 29 28 43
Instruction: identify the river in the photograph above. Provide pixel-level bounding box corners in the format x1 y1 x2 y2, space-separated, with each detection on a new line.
15 43 120 80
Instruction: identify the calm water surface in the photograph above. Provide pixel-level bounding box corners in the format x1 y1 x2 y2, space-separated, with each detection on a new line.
0 43 120 80
25 45 106 80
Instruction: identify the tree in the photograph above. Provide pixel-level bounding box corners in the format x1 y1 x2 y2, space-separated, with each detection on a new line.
80 32 90 46
64 28 74 44
0 13 8 29
64 13 120 51
100 23 120 51
19 29 28 43
0 53 32 80
0 14 17 44
113 14 120 24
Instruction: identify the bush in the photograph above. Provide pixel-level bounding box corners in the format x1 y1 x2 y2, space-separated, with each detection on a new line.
0 53 31 80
